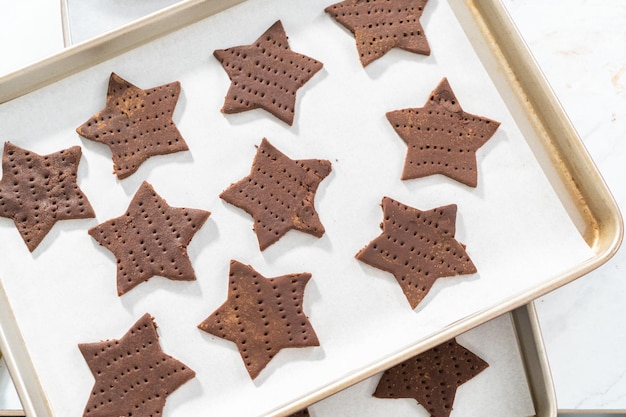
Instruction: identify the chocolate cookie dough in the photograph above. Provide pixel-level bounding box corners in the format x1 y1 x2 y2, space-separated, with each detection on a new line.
374 338 488 417
0 142 95 251
88 181 209 295
325 0 431 66
198 260 319 379
356 197 476 309
214 20 323 125
79 313 195 417
220 138 331 251
386 78 500 187
76 72 189 179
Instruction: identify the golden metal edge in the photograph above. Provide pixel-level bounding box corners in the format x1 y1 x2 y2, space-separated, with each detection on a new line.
0 283 52 417
465 0 623 256
0 0 622 415
511 302 557 417
450 0 623 291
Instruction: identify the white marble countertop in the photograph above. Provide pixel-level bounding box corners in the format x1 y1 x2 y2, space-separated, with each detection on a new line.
501 0 626 410
0 0 624 413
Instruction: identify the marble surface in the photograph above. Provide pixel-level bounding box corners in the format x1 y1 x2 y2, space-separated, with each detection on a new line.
500 0 626 410
0 1 63 76
0 0 625 413
64 0 181 44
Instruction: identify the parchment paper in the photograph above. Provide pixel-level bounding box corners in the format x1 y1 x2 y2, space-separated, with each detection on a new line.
0 0 592 416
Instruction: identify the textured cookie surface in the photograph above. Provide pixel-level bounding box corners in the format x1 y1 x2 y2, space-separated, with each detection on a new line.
76 72 188 179
355 197 476 309
198 260 319 379
88 181 209 295
0 142 95 251
78 313 195 417
214 20 323 125
325 0 430 66
220 138 331 250
373 338 488 417
387 78 500 187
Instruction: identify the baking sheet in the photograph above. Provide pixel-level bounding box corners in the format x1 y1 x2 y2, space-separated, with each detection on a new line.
0 0 594 416
0 3 63 76
308 312 535 417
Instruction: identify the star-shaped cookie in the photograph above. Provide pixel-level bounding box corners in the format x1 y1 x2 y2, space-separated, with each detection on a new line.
355 197 476 309
79 313 195 417
213 20 323 125
373 338 488 417
88 181 209 295
76 72 189 179
198 260 319 379
386 78 500 187
0 142 95 251
325 0 430 67
220 138 331 250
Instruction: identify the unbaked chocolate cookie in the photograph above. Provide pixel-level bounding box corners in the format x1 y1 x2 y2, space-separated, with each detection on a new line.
374 338 488 417
214 20 323 125
76 72 188 179
0 142 95 251
198 260 319 379
326 0 430 66
386 78 500 187
78 313 195 417
356 197 476 309
220 138 331 251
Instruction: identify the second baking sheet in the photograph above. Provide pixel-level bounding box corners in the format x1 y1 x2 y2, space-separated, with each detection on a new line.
308 311 536 417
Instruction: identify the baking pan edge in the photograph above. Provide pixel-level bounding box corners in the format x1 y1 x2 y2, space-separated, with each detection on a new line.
459 0 623 257
0 283 51 417
511 302 557 417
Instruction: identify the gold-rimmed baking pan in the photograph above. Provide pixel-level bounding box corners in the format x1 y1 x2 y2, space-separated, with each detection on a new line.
0 0 621 416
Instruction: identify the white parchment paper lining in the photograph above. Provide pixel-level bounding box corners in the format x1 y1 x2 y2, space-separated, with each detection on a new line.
0 0 591 416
